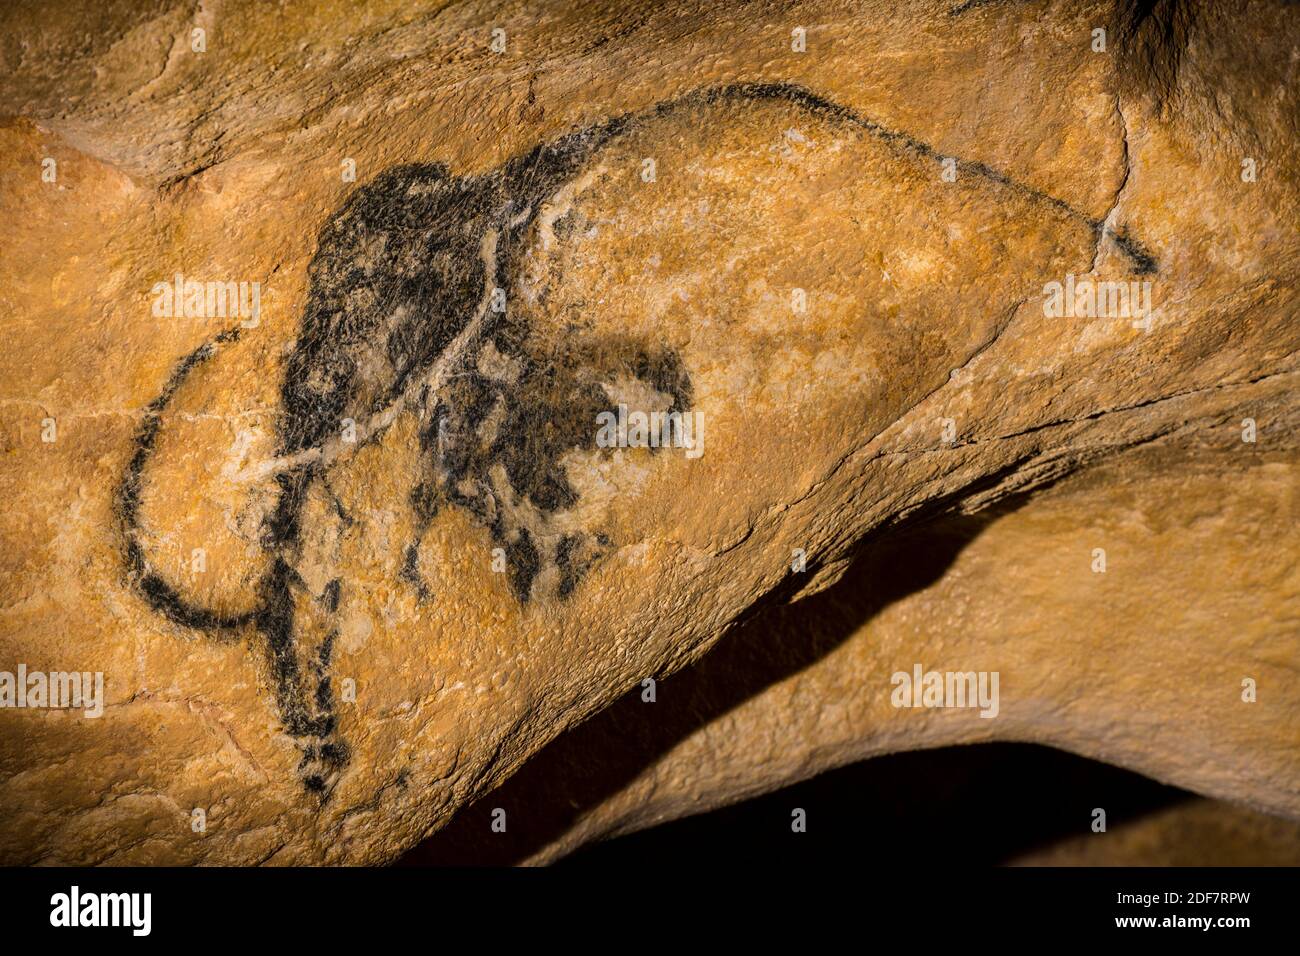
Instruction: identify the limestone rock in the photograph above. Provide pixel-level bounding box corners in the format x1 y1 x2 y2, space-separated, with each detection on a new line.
412 431 1298 864
1008 799 1300 866
0 0 1295 864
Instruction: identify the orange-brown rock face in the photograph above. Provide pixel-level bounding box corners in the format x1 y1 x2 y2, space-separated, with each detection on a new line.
0 0 1295 864
410 431 1297 864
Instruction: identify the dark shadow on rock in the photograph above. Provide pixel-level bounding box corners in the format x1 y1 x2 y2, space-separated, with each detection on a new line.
399 488 1033 866
559 742 1192 866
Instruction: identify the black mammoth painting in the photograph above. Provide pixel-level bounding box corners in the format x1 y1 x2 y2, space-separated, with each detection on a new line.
116 83 1157 797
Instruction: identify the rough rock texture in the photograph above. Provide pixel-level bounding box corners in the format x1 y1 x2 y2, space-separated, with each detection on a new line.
411 430 1298 863
0 0 1296 864
1008 799 1300 866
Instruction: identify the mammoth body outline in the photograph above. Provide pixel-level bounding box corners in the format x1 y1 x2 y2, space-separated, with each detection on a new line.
117 82 1156 796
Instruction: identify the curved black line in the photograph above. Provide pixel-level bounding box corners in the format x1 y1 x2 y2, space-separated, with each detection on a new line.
117 325 258 633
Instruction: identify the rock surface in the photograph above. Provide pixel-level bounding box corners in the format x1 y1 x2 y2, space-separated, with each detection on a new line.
411 430 1298 863
0 0 1295 864
1008 799 1300 866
